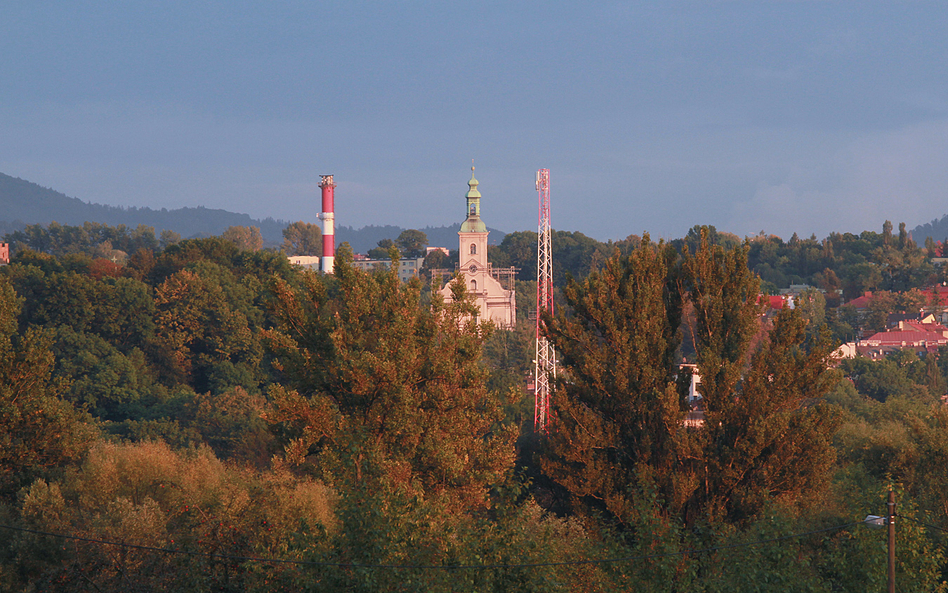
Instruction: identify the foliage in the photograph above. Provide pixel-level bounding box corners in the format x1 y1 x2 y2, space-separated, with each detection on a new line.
540 235 685 524
281 220 322 256
0 278 96 499
264 246 518 510
3 218 948 589
5 221 159 261
367 237 396 259
542 232 841 527
220 225 264 251
489 230 608 286
395 229 428 258
5 440 336 592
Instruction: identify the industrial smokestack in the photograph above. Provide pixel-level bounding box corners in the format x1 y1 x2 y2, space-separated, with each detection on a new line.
318 175 336 273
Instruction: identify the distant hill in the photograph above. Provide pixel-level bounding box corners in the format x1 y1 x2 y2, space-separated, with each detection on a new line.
0 172 289 242
336 224 506 255
0 172 506 252
912 215 948 244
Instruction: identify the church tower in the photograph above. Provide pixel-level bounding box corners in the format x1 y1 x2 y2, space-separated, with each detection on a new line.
459 167 489 281
440 166 516 329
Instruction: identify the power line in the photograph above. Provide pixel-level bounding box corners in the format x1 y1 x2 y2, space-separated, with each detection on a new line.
0 520 865 571
898 515 948 534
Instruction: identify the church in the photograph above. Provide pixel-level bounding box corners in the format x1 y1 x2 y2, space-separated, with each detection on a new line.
439 167 517 329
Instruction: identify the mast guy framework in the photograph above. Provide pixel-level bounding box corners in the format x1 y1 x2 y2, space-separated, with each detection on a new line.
534 168 555 432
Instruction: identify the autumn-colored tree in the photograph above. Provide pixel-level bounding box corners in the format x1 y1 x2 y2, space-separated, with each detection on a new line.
264 246 517 510
153 269 261 391
0 278 95 497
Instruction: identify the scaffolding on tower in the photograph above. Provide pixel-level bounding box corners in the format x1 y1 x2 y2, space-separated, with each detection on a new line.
534 169 555 433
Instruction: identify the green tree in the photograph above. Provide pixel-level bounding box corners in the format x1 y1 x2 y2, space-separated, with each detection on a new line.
0 278 95 497
420 248 450 279
541 232 841 527
865 290 899 332
541 236 686 524
367 238 396 259
159 229 181 249
795 287 827 339
683 234 841 522
282 220 322 256
490 230 538 282
395 229 428 258
153 269 261 392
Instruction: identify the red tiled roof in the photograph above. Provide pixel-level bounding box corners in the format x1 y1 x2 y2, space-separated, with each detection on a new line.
847 292 873 308
863 329 948 346
920 288 948 307
902 319 948 333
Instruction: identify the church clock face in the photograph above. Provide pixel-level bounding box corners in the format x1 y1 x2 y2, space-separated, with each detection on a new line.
469 264 477 274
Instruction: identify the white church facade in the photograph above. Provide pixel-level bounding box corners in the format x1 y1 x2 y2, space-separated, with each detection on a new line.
439 167 516 329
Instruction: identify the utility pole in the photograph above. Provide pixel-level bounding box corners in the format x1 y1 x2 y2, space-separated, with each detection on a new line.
534 168 554 433
888 489 895 593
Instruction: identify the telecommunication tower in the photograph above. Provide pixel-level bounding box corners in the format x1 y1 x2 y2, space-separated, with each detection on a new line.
534 169 555 432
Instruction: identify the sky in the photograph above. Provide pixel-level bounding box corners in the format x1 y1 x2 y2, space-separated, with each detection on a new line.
3 2 948 242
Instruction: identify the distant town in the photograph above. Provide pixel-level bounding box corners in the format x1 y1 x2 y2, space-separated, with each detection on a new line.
3 169 948 591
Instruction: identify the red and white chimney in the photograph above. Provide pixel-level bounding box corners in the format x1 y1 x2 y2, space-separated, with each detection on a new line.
318 175 336 273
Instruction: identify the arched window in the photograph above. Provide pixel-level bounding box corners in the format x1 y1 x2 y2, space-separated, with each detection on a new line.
470 243 477 255
471 280 477 291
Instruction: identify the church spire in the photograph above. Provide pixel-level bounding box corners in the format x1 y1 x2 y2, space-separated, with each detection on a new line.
467 164 481 199
460 164 486 232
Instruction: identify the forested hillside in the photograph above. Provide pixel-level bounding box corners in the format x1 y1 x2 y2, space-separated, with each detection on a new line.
1 222 947 591
0 172 289 242
0 173 507 253
912 214 948 245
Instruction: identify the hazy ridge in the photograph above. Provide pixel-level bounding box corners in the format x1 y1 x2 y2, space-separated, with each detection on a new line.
0 172 505 253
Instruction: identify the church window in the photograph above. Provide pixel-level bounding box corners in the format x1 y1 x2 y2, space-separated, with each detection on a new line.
471 280 477 291
470 243 477 255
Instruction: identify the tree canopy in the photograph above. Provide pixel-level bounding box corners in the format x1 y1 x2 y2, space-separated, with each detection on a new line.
281 220 322 256
542 232 841 526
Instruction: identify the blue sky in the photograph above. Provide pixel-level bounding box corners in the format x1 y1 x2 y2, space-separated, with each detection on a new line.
3 2 948 241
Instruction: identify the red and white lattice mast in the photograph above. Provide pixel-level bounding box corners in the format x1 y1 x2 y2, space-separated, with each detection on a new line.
534 169 555 432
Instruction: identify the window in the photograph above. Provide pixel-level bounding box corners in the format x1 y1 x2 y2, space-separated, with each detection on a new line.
470 243 477 255
471 280 477 291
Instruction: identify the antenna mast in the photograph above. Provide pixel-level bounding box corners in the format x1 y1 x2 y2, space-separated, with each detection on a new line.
534 169 554 433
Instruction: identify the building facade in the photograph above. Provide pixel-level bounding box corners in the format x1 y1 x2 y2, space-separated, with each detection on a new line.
350 256 425 283
288 254 426 283
439 167 516 329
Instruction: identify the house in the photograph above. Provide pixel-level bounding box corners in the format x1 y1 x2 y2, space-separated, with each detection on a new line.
350 257 426 283
288 253 427 283
838 323 948 360
847 291 874 310
287 255 321 270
